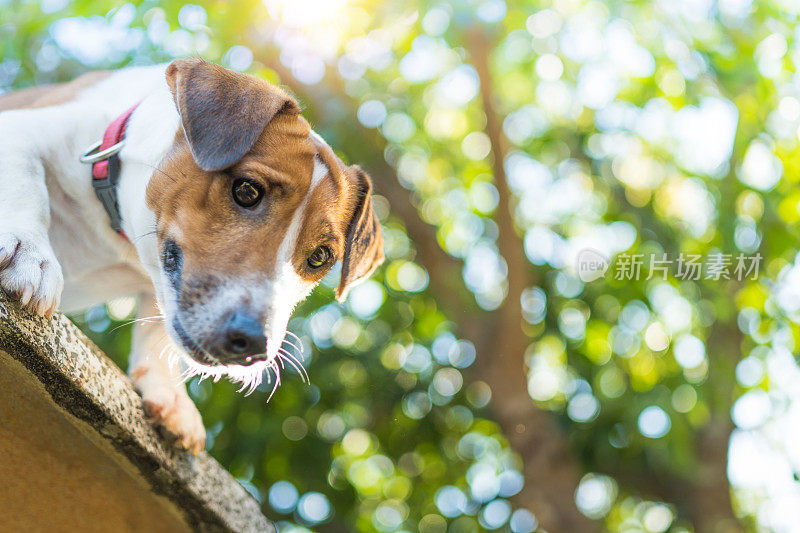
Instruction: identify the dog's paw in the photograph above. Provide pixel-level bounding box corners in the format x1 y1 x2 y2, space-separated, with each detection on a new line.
143 391 206 456
132 367 206 455
0 231 63 318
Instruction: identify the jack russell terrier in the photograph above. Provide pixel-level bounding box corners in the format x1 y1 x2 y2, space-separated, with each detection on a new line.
0 58 384 454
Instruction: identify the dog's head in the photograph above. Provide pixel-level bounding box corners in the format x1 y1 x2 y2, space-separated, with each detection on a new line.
146 58 383 380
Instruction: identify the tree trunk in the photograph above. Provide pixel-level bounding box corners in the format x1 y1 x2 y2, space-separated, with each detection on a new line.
465 26 597 532
689 420 740 533
688 319 742 532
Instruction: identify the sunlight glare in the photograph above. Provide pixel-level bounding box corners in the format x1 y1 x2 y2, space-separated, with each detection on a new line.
264 0 357 57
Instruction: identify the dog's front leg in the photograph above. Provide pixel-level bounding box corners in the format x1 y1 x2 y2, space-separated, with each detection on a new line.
0 124 63 317
129 293 205 455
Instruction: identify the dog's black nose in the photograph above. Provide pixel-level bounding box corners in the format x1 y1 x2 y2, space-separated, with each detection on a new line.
216 310 266 361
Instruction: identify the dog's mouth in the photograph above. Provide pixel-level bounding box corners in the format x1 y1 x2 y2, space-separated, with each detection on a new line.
171 316 219 366
167 314 308 398
171 315 273 368
172 341 289 398
162 300 309 401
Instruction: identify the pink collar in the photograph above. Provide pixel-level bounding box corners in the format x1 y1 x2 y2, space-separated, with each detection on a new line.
79 104 139 242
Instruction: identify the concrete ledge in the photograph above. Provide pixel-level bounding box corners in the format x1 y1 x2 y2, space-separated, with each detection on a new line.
0 291 273 533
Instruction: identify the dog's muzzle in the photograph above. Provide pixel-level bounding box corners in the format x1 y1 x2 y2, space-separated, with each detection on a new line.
209 308 268 364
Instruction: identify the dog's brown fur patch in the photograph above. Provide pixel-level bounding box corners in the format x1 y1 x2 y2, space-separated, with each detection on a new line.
147 111 326 279
147 58 383 316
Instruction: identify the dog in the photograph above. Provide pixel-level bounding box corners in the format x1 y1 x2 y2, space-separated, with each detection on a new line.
0 58 384 454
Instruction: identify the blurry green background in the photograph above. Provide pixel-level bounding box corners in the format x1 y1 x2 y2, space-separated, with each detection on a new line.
3 0 800 531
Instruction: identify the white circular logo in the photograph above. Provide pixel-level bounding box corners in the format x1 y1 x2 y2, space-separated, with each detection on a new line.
576 248 609 282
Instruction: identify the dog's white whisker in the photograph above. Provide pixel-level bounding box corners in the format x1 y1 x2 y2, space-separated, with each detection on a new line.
282 356 308 382
177 367 194 385
279 340 301 354
277 351 299 369
241 368 264 396
277 347 305 367
163 346 180 376
277 349 309 383
167 347 179 372
110 314 165 333
158 344 169 361
278 348 303 364
266 362 282 403
280 338 305 359
277 352 309 384
285 331 304 348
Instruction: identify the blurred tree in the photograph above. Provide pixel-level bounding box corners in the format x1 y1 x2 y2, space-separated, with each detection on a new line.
4 0 800 532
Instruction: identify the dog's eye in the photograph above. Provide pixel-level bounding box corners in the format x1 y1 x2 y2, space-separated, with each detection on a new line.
307 246 332 269
162 239 182 274
232 178 264 208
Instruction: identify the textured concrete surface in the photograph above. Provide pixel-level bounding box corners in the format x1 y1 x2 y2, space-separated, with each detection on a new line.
0 291 273 533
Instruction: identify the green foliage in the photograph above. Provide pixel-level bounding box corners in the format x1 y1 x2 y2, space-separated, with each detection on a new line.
5 0 800 531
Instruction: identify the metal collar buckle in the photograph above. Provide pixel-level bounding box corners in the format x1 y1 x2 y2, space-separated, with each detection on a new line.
79 138 125 232
79 139 126 164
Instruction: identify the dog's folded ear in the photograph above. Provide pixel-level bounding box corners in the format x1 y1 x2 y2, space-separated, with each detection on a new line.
166 57 300 172
337 166 385 302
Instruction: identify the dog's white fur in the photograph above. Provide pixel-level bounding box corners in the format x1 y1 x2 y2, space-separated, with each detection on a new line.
0 64 332 453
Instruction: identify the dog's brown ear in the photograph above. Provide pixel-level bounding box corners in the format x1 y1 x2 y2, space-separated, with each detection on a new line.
166 57 300 171
337 166 384 302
